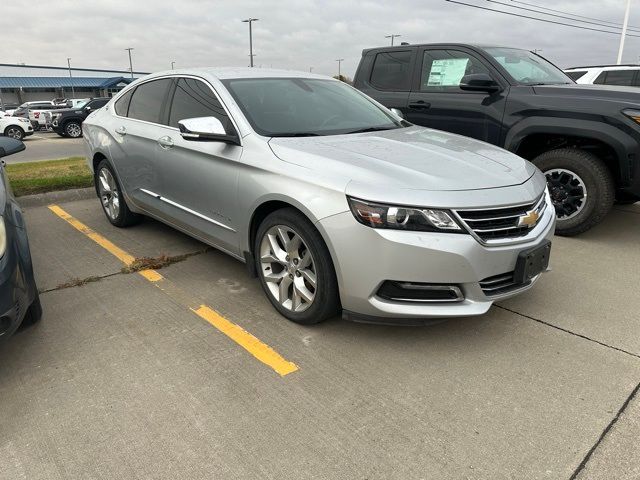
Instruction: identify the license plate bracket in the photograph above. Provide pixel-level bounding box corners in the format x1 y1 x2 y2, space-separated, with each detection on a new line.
514 241 551 284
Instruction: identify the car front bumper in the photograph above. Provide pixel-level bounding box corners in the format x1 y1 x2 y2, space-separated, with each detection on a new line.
317 203 555 324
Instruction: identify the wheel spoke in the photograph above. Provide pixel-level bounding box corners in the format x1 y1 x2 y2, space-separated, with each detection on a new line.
299 250 312 269
99 173 111 193
276 227 290 251
294 278 314 303
292 288 301 311
300 269 316 288
278 275 293 304
264 271 286 284
267 234 287 263
287 234 302 255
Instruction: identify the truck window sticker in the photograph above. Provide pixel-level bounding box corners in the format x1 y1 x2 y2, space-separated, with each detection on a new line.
425 58 469 87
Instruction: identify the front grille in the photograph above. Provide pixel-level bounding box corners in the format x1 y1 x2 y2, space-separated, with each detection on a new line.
479 271 530 296
455 195 546 242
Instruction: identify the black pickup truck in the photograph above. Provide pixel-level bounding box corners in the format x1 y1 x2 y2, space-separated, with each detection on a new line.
354 44 640 235
50 97 110 138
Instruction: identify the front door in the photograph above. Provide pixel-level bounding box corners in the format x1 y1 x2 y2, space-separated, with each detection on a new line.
405 48 507 145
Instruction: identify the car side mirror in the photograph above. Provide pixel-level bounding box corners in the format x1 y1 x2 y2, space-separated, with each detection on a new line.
0 137 25 159
178 117 240 145
389 108 404 119
459 73 501 93
85 106 92 112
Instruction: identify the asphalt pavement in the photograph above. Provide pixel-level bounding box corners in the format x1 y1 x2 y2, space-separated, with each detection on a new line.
0 192 638 479
7 131 85 163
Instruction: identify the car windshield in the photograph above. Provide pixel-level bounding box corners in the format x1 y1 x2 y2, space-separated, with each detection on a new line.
485 47 573 85
221 77 403 137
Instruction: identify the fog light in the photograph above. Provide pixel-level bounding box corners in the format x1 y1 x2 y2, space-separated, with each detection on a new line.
377 281 464 303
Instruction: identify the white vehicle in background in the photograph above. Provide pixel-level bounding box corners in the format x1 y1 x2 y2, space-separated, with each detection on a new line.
0 116 34 140
564 65 640 86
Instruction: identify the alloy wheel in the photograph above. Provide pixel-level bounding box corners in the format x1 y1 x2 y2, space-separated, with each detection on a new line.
97 168 120 221
6 127 22 140
259 225 317 313
66 123 82 138
544 168 587 220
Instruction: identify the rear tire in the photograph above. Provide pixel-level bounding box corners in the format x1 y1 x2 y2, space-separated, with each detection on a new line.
95 160 142 227
4 126 24 140
64 121 83 138
254 208 339 324
533 148 615 236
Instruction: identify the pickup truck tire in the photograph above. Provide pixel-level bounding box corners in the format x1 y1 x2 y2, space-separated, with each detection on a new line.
533 148 614 236
4 126 24 140
64 121 83 138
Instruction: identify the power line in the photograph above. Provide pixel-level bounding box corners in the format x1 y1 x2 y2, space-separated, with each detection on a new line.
488 0 640 33
510 0 640 31
444 0 640 37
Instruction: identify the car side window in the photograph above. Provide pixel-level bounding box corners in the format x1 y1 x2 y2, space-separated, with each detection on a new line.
593 72 606 84
369 51 412 91
127 79 172 124
600 70 635 86
168 78 230 129
420 50 491 92
114 89 134 116
91 99 109 109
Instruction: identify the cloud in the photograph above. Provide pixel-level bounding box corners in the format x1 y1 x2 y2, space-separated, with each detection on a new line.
0 0 637 77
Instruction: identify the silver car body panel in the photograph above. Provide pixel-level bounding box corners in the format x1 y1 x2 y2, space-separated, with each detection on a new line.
83 67 554 321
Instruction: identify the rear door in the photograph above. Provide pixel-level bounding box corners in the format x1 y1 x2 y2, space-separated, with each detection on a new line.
109 78 173 214
405 47 507 145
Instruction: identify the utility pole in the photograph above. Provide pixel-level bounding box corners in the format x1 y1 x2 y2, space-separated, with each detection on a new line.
125 48 134 79
617 0 632 64
336 59 344 78
171 61 175 70
67 57 76 99
385 34 401 46
309 67 313 73
242 18 259 67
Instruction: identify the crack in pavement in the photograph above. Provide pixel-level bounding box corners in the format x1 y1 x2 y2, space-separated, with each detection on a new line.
496 304 640 479
568 381 640 480
496 304 640 360
40 248 210 294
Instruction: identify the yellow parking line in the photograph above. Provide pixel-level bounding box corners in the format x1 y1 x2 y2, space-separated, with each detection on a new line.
47 204 299 377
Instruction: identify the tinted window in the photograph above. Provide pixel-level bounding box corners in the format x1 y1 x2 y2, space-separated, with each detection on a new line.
594 72 607 84
485 47 571 85
127 79 172 123
421 50 491 91
114 89 133 116
370 51 412 91
168 78 229 129
565 71 588 81
89 99 109 109
602 70 635 86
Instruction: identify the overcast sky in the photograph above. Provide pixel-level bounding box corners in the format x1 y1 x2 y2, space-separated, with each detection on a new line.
2 0 640 77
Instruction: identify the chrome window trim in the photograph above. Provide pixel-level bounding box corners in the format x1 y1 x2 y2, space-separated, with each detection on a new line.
111 74 243 146
140 188 236 232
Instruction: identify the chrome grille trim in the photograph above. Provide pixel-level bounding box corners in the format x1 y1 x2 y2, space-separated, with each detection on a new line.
453 194 547 245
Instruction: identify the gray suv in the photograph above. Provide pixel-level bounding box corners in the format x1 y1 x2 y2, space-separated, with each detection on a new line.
82 68 554 325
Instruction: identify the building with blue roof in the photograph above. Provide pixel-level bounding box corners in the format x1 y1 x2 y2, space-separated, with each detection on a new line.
0 63 149 108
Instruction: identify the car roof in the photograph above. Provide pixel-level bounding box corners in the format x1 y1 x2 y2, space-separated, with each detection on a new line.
361 43 518 54
143 67 333 81
565 64 640 70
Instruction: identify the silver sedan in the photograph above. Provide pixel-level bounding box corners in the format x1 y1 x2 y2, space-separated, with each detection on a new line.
83 68 554 325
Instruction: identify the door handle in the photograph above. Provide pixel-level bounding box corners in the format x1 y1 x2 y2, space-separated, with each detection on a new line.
408 101 431 110
115 126 126 135
157 136 174 149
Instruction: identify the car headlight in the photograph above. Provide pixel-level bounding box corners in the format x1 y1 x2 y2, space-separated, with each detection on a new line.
0 217 6 257
347 197 463 232
18 117 30 123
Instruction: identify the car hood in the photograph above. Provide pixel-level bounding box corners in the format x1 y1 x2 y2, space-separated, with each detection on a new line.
268 126 536 191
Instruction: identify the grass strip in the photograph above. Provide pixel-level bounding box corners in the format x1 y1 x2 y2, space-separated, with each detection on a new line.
6 157 93 196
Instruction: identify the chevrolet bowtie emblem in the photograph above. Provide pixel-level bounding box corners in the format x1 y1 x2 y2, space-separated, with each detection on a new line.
518 210 540 227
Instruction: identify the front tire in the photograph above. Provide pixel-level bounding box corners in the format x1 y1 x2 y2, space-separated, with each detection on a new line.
4 126 24 140
64 121 83 138
255 208 339 324
533 148 615 236
20 291 42 329
95 160 142 227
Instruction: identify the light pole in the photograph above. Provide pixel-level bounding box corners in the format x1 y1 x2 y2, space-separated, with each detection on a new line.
125 48 134 79
242 18 259 67
309 67 313 73
617 0 632 64
67 57 76 99
171 61 175 70
336 59 344 78
385 34 401 46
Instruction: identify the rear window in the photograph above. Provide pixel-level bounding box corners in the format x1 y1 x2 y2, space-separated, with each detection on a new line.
565 71 588 81
127 79 172 123
114 89 134 116
594 70 636 86
369 51 412 91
